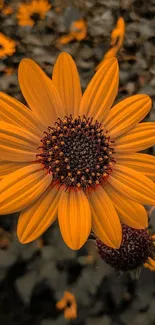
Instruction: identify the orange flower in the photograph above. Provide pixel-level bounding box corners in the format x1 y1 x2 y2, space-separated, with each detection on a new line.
56 291 77 319
2 5 13 16
96 17 125 70
0 53 155 250
0 33 16 58
58 19 87 44
17 0 51 27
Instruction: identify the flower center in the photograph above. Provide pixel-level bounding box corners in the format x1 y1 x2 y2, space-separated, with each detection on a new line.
37 115 115 189
30 13 41 22
96 224 154 271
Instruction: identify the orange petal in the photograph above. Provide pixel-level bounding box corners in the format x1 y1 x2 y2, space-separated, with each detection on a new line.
114 122 155 153
52 52 82 117
146 257 155 268
58 188 91 250
105 183 148 229
0 122 39 162
87 185 122 248
108 164 155 205
57 34 74 44
116 153 155 180
0 164 52 214
104 94 152 138
18 58 63 127
0 161 29 179
80 58 119 122
0 92 45 137
17 184 63 243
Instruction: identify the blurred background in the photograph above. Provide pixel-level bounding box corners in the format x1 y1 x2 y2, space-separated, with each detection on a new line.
0 0 155 324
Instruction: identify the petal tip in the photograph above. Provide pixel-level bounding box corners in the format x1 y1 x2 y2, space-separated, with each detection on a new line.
57 52 72 60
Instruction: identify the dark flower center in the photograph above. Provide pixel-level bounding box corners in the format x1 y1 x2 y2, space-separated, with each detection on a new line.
96 224 153 271
37 115 115 189
31 13 41 22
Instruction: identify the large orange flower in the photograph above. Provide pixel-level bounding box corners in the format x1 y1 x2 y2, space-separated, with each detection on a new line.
0 52 155 250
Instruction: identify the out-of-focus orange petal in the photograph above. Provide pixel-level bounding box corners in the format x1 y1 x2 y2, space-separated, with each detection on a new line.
87 185 122 248
114 122 155 153
64 304 77 319
80 58 119 122
18 58 63 126
17 184 63 243
0 92 45 137
57 19 87 44
105 183 148 229
108 164 155 205
58 34 74 44
56 291 77 319
58 188 91 250
52 52 82 117
0 122 40 162
96 17 125 70
0 164 52 214
70 19 87 41
104 94 152 138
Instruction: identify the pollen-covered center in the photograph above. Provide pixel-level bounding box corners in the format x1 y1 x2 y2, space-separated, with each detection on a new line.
37 115 115 189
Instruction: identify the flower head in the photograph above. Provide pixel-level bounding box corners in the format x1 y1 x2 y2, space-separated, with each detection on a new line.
0 33 16 58
96 17 125 70
58 19 87 44
0 53 155 250
17 0 51 27
2 5 13 16
96 224 155 272
56 291 77 319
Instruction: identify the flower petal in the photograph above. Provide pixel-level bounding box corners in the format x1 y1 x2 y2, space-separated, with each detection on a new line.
79 58 119 122
52 52 82 117
104 94 151 138
108 164 155 205
146 257 155 268
114 122 155 153
116 153 155 180
17 184 63 244
0 164 52 214
58 188 91 250
105 183 148 229
0 92 45 137
0 161 29 179
87 185 122 248
0 122 39 162
18 58 63 127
